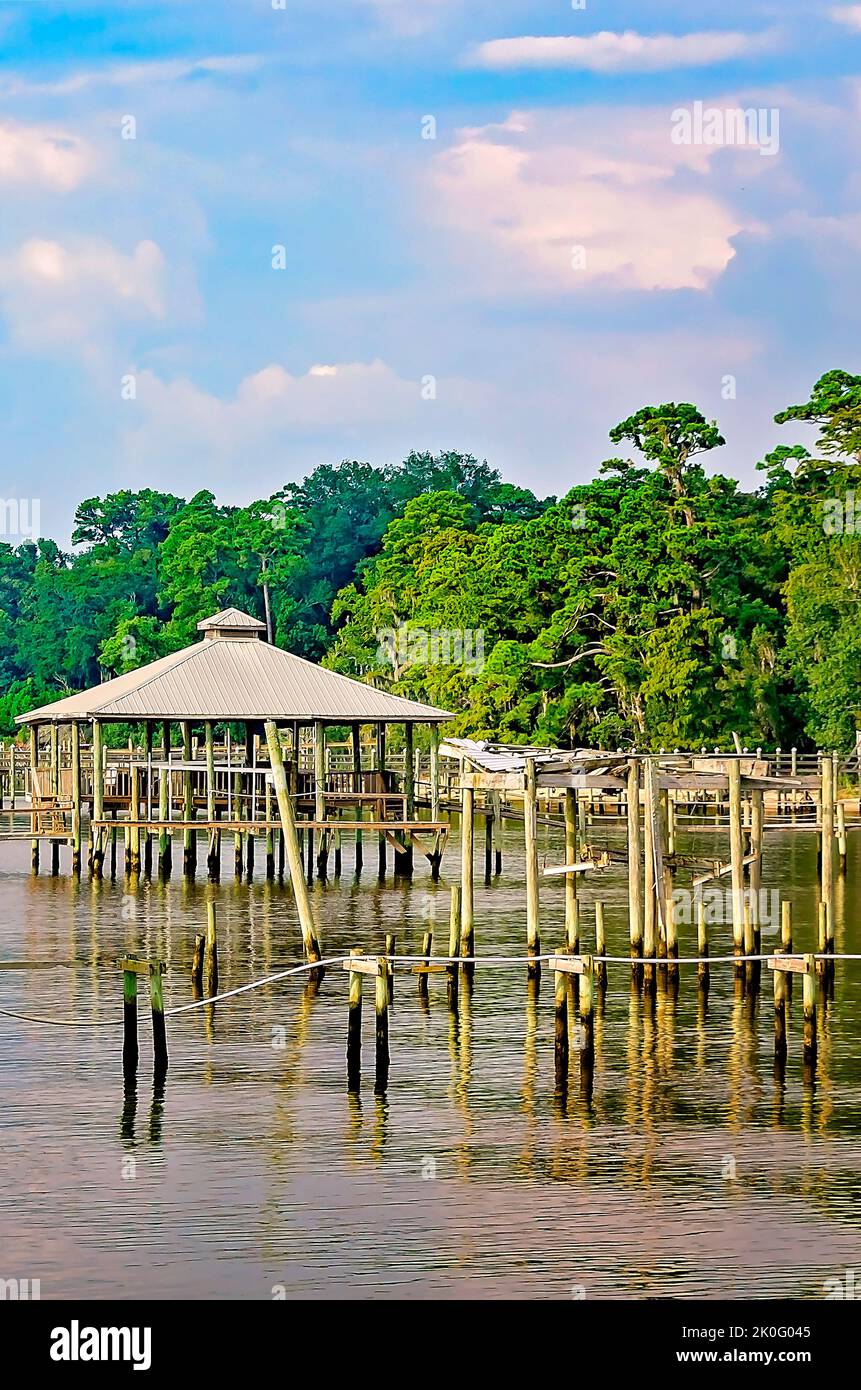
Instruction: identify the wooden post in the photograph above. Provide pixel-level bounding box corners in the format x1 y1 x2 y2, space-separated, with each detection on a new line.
122 966 138 1078
728 758 745 957
564 788 578 955
203 900 218 996
126 762 139 874
205 721 219 879
626 762 643 965
375 957 390 1092
579 954 594 1063
665 892 679 980
70 721 82 874
837 799 847 873
191 933 205 992
697 897 709 986
802 954 816 1065
347 948 363 1089
491 789 502 873
158 721 171 876
377 723 386 878
149 961 168 1077
643 762 657 986
265 779 275 879
403 721 414 876
265 721 322 962
484 806 493 881
820 753 834 951
554 950 569 1077
448 884 460 1010
385 932 395 1005
524 758 540 972
750 787 763 950
233 769 243 879
28 724 39 875
595 901 607 987
429 724 440 822
182 721 194 877
50 721 59 799
418 928 432 1000
314 719 327 878
91 720 104 878
773 956 788 1060
352 725 364 874
460 783 475 958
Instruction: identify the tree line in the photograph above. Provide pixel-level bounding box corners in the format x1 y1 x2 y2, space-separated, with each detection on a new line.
2 370 859 751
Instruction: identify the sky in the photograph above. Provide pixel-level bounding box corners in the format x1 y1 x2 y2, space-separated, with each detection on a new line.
2 0 861 542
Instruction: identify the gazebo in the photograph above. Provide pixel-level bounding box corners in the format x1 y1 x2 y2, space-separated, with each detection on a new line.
15 607 452 881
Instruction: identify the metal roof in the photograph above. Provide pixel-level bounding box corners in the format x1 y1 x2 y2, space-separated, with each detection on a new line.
197 607 266 631
16 610 453 725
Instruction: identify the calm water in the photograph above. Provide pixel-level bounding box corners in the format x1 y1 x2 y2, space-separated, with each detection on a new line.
1 811 860 1300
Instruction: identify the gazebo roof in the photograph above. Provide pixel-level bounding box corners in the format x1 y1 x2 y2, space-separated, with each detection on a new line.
16 608 453 725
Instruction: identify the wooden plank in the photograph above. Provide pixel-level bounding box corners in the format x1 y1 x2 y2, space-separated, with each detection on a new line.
693 851 759 888
117 957 166 976
542 856 608 877
767 955 811 975
340 955 383 976
546 954 587 975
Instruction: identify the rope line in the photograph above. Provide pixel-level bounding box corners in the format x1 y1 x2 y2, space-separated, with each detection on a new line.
1 949 857 1029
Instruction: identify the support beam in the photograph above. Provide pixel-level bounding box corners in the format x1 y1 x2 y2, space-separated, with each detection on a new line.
70 721 81 875
728 758 745 955
182 721 194 877
91 721 104 878
524 757 540 973
264 721 322 963
158 721 171 876
626 762 643 963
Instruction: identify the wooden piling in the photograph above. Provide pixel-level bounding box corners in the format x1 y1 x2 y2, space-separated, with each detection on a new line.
70 720 81 875
122 965 138 1078
773 956 788 1060
191 933 205 992
429 725 440 822
448 884 460 1010
347 947 363 1089
595 901 607 987
460 784 475 959
233 770 242 879
91 720 104 878
150 962 168 1076
376 724 386 878
182 721 195 877
128 764 141 874
802 954 816 1065
491 789 502 873
820 753 834 950
564 788 578 956
579 954 595 1063
554 949 569 1076
626 762 643 966
523 758 540 973
697 898 709 986
314 720 328 878
728 758 745 959
205 901 218 996
484 807 493 881
837 799 847 873
403 721 415 877
418 928 432 1000
385 932 395 1004
158 721 171 876
28 724 39 874
205 721 219 879
665 893 679 980
375 957 390 1092
265 721 322 963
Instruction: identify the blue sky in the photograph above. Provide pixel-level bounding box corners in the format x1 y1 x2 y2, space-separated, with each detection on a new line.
2 0 861 540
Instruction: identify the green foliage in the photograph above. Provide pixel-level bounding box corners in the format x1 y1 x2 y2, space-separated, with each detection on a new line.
0 395 859 752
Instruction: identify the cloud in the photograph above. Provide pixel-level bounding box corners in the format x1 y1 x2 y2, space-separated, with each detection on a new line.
0 238 166 351
830 5 861 29
0 119 96 190
0 54 262 99
363 0 456 38
468 29 778 73
426 109 768 294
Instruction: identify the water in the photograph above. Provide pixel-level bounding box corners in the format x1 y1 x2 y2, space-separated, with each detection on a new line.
1 812 860 1300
